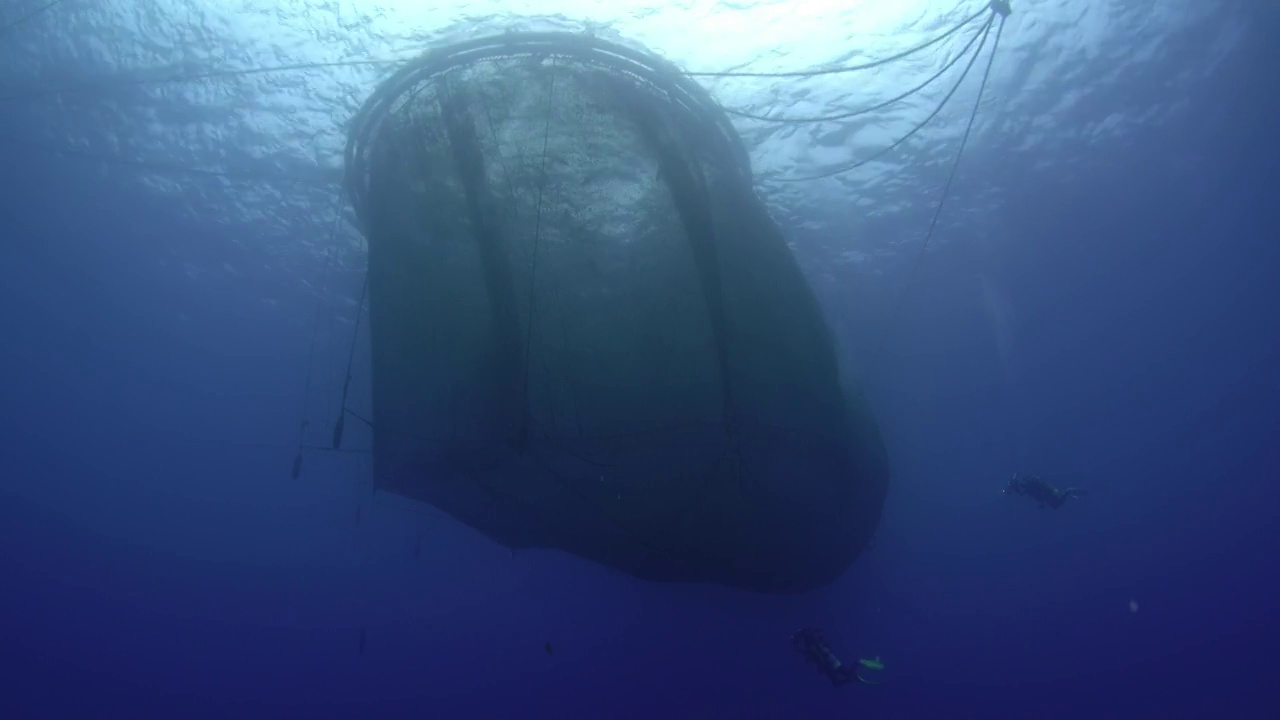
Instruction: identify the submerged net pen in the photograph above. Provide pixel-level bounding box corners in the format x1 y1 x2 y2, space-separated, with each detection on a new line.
342 28 889 593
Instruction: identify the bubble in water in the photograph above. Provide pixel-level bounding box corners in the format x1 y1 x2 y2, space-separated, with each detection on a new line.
1129 599 1139 613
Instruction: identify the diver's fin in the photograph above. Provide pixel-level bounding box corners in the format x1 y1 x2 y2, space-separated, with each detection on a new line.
856 672 881 685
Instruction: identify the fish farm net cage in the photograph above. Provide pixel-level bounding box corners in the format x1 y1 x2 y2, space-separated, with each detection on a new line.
342 29 889 593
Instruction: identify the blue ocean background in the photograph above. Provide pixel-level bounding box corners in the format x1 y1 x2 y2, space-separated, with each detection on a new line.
2 1 1277 717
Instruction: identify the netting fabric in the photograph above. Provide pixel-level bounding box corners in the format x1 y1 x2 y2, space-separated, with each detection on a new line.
344 30 889 592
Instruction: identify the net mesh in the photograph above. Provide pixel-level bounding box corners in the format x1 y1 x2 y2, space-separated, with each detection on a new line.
344 31 889 592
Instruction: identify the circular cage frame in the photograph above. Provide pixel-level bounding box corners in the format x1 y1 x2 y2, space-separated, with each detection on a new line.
343 30 752 230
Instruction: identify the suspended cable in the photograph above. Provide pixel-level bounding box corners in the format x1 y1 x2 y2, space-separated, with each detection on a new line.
291 198 346 478
482 79 598 460
331 269 368 449
0 0 68 39
685 5 989 78
517 63 557 452
0 56 407 105
725 13 989 125
874 11 1007 362
2 5 986 105
475 79 521 205
775 15 994 184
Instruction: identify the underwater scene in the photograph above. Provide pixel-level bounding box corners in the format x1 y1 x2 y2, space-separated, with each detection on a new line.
1 0 1276 717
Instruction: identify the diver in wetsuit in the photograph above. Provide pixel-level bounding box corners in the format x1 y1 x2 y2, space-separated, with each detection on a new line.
1004 473 1082 509
791 628 882 687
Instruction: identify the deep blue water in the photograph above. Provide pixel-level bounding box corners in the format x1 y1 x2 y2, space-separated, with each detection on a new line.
2 2 1279 718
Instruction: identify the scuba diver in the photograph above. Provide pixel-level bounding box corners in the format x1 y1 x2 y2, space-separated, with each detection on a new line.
1004 473 1083 509
791 628 884 687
